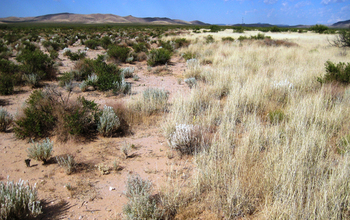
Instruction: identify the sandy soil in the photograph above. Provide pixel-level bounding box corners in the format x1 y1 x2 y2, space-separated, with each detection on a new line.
0 45 193 219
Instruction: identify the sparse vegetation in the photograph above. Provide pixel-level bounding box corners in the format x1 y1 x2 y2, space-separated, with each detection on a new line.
147 48 171 66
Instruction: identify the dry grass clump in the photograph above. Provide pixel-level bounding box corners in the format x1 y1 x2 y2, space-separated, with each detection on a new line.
129 88 169 116
161 32 350 219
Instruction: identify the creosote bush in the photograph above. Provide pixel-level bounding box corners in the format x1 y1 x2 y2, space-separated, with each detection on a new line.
0 178 42 219
107 45 131 63
318 61 350 84
147 48 171 67
27 138 53 164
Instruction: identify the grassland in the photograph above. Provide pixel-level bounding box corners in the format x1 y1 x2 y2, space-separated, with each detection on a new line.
0 23 349 219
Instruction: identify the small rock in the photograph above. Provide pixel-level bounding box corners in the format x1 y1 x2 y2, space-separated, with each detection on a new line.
109 186 116 191
78 216 83 219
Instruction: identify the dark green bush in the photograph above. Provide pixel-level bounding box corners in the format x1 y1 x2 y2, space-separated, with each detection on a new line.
238 36 248 41
310 24 329 34
101 36 112 49
159 40 174 52
0 74 14 95
16 48 56 80
182 51 197 60
317 61 350 84
58 72 74 87
270 26 281 32
14 90 56 139
174 38 190 49
84 39 99 49
250 33 270 40
64 50 86 61
107 45 131 62
147 48 172 67
205 35 215 44
222 37 235 42
233 26 245 33
132 42 148 53
209 25 221 33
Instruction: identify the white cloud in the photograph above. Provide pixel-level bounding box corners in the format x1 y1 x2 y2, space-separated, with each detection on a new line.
267 8 275 17
321 0 348 5
244 9 258 15
295 1 311 8
264 0 278 4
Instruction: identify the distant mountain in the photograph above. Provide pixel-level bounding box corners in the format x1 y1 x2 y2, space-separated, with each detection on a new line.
332 19 350 28
0 13 209 25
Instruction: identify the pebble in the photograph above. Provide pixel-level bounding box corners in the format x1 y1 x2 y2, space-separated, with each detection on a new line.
109 186 115 191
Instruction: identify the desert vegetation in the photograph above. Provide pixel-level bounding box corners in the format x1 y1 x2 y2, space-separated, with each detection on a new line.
0 23 349 219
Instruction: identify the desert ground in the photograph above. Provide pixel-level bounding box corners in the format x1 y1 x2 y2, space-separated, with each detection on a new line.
1 27 350 219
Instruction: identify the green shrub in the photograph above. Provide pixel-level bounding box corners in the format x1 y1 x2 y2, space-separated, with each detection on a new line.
250 33 270 40
16 48 56 80
268 109 285 124
222 37 235 42
0 178 42 219
27 137 53 164
59 97 99 137
97 105 121 137
270 26 281 32
84 39 99 49
132 42 148 53
14 90 55 139
209 25 221 33
107 45 131 62
147 48 171 66
205 35 215 44
330 27 350 48
233 26 245 33
101 36 112 49
238 36 248 41
159 40 174 52
64 49 86 61
0 107 13 132
318 61 350 84
0 74 14 95
123 174 159 219
174 38 190 48
0 59 22 86
182 51 197 60
310 24 329 34
58 71 74 87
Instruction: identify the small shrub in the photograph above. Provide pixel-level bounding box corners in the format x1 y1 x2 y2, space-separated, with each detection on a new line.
123 174 159 219
174 38 190 49
238 36 248 41
250 33 270 40
27 138 53 164
107 45 131 63
318 61 350 84
147 48 171 67
22 73 40 88
233 26 245 33
0 74 14 95
14 90 56 139
205 35 215 44
97 105 120 137
58 71 74 87
168 124 202 155
132 42 148 53
268 109 285 124
0 107 13 132
209 25 221 33
100 36 112 49
121 67 135 78
84 39 99 50
182 51 197 60
270 26 281 32
184 77 197 89
310 24 329 34
56 154 76 175
330 27 350 48
0 178 42 219
64 49 86 61
222 37 235 42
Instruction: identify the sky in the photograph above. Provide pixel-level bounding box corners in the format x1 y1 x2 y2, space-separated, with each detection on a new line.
0 0 349 26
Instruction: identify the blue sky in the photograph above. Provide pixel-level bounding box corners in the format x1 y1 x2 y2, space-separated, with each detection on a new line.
0 0 349 25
